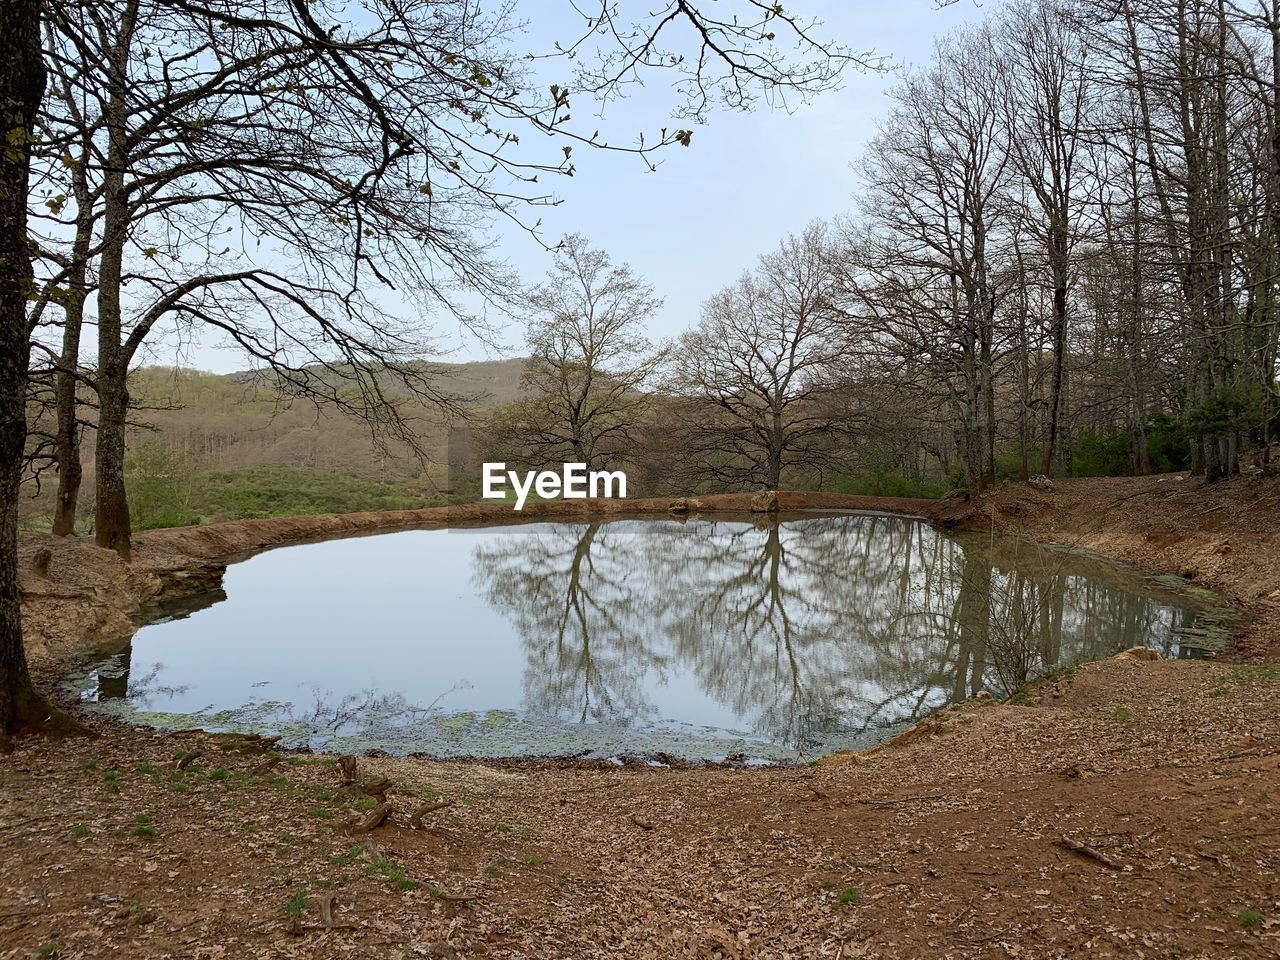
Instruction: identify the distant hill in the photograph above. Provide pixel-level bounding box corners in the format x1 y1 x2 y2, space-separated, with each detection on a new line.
125 357 529 479
220 356 531 410
21 358 530 531
433 357 531 408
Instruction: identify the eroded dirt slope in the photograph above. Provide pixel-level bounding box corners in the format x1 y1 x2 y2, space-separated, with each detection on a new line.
937 473 1280 659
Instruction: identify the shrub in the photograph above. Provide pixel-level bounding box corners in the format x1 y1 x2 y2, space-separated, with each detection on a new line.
1072 430 1131 478
125 438 201 529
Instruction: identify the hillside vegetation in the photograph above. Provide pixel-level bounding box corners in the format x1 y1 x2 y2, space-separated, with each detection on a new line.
23 359 527 530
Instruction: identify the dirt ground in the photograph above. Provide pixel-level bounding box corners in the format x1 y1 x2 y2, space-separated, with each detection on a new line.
2 477 1279 959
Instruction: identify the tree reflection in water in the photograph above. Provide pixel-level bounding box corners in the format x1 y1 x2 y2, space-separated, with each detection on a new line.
472 523 670 725
77 642 191 705
78 516 1194 758
472 515 1191 756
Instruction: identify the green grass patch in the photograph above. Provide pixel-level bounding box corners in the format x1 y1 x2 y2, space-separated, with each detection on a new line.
1230 665 1280 685
838 885 859 905
188 467 441 526
330 844 365 866
1239 907 1263 930
283 888 309 919
369 858 419 891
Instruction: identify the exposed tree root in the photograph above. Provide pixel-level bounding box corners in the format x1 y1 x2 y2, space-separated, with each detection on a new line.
350 802 392 834
1057 835 1130 871
252 755 282 776
338 755 357 785
359 775 392 800
175 748 204 770
429 889 477 904
409 798 454 829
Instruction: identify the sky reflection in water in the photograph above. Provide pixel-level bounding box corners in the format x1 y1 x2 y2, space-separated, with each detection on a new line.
74 515 1196 760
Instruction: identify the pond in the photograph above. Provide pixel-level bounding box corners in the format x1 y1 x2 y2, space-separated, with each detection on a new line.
69 513 1204 762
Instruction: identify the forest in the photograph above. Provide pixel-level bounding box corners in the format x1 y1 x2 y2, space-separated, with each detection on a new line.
492 0 1280 500
17 0 1280 548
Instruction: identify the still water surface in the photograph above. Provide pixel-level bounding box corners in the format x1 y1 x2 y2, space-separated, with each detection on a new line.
72 514 1198 760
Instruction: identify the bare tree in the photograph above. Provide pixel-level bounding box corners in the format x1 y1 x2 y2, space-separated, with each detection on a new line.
1 0 78 739
669 223 845 489
999 0 1095 474
498 235 665 470
841 27 1010 495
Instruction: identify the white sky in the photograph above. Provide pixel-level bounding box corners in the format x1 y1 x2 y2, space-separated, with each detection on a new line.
174 0 991 373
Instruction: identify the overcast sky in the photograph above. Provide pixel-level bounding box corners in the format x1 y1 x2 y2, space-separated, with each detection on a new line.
176 0 990 373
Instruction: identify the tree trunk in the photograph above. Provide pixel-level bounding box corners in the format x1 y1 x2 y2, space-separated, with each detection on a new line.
51 190 91 537
981 308 996 485
93 1 139 559
94 372 132 558
1040 276 1068 476
1014 245 1032 482
51 354 83 536
768 408 784 488
1126 153 1153 476
0 0 80 741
